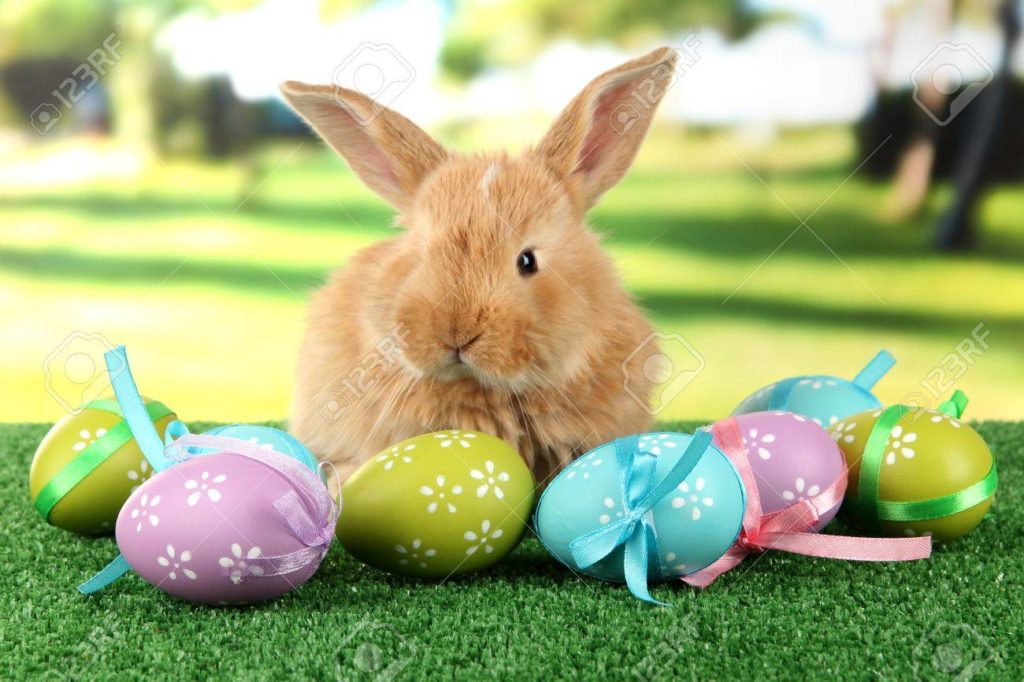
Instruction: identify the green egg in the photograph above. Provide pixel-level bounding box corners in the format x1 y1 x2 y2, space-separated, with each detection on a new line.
339 430 535 577
29 398 176 536
830 403 996 542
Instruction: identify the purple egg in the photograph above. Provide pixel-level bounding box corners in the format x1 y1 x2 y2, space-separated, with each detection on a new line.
116 453 330 605
717 411 846 531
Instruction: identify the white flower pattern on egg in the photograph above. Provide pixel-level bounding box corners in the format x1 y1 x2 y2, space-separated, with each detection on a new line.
599 497 624 525
377 443 416 470
126 458 151 492
885 425 918 465
664 551 686 574
464 520 503 555
246 436 273 450
419 475 463 513
394 539 437 568
798 378 838 390
902 528 934 538
566 453 603 480
672 478 714 521
219 543 264 584
72 428 107 452
831 421 857 444
742 428 776 460
470 460 510 499
782 477 821 502
184 471 227 506
930 413 962 428
157 544 196 581
129 492 161 533
434 430 476 448
638 434 679 456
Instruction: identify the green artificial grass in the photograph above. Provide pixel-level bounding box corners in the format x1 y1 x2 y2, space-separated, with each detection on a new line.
2 421 1021 680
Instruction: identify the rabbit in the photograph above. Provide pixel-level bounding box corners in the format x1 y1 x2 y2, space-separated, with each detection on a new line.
282 47 679 489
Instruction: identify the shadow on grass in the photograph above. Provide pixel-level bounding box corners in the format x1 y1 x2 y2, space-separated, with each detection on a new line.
591 206 1024 262
4 245 1021 336
636 290 1024 335
0 245 330 296
5 183 1024 261
0 193 394 233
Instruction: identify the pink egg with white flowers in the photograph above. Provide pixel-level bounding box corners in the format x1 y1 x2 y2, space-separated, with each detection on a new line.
712 411 847 530
116 450 336 605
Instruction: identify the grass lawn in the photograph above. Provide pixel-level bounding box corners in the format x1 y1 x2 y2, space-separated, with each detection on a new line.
1 129 1023 426
2 420 1021 680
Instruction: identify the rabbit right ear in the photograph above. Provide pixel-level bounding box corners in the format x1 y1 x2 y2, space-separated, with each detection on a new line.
280 82 447 212
535 47 678 210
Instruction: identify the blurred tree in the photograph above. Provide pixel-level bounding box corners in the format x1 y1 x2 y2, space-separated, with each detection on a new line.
439 0 755 81
0 0 261 149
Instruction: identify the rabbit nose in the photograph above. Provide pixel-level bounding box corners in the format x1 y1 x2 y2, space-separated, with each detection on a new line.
444 333 481 362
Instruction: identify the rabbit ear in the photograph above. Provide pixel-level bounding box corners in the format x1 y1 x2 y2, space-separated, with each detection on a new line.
535 47 678 209
280 81 447 212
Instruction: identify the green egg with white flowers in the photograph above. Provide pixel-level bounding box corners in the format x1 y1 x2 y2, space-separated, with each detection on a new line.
339 430 535 577
29 398 176 535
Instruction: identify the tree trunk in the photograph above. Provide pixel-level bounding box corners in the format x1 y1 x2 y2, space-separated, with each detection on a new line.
107 5 160 151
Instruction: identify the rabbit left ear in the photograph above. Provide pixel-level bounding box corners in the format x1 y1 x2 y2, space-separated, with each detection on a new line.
280 81 447 213
535 47 678 210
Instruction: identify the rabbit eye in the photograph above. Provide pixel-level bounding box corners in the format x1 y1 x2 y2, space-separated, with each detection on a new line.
516 249 538 277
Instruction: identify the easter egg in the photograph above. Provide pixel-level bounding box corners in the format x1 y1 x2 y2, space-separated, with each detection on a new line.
536 432 745 585
733 350 895 427
720 411 846 530
117 444 336 605
203 424 321 475
339 430 534 578
829 396 996 542
29 398 176 535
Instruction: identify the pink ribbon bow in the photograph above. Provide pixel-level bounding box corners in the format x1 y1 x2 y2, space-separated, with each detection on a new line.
682 418 931 588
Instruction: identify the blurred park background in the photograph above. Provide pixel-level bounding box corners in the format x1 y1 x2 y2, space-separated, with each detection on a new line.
1 0 1022 424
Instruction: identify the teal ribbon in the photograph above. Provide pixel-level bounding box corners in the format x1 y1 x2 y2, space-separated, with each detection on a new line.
568 430 713 605
78 555 131 595
78 347 176 595
768 349 894 411
851 350 896 390
105 346 172 472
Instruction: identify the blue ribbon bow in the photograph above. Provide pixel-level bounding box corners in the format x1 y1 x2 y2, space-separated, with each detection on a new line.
568 430 713 605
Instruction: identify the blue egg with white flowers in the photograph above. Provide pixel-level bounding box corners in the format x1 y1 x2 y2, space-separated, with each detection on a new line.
535 432 745 587
203 424 322 476
732 350 895 427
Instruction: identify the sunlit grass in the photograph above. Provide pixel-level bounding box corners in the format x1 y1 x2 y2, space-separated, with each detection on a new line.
2 129 1022 423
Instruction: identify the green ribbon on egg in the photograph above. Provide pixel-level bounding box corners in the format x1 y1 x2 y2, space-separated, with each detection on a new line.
854 390 998 527
32 400 173 522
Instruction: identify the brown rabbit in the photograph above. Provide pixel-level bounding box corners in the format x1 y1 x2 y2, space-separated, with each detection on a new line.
283 47 677 488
